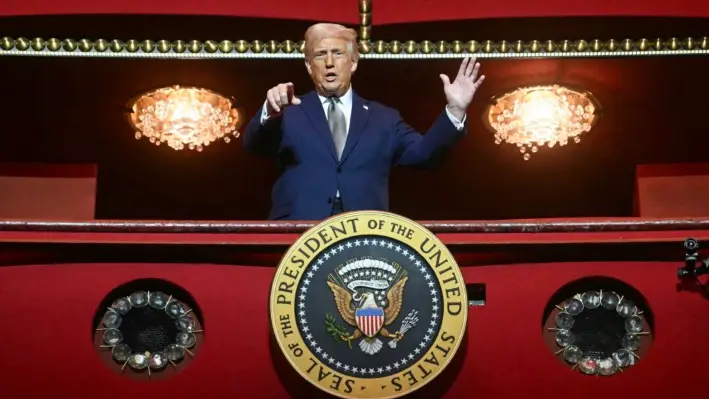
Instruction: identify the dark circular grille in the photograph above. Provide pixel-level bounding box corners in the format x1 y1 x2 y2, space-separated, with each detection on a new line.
542 276 655 377
570 307 625 359
118 305 179 353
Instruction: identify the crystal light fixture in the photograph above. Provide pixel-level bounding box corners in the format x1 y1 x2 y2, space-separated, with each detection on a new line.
97 290 203 376
125 85 246 151
484 85 601 160
549 290 647 376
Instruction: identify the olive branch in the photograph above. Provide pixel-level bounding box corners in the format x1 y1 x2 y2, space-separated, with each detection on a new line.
325 314 352 349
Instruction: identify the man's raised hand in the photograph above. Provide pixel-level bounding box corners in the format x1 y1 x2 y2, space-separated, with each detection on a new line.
266 82 301 116
439 57 485 120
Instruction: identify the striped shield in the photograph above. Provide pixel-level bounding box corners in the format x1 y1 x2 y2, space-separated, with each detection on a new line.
355 307 385 337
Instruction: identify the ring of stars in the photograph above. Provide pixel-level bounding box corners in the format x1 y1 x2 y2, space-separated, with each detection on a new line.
296 237 442 377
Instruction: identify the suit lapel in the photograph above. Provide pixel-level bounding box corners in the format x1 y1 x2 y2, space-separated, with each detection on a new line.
300 91 338 161
340 92 370 164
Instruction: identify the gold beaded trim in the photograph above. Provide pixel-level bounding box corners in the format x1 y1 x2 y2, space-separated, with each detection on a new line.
359 0 372 51
0 37 305 58
1 37 708 59
367 38 709 58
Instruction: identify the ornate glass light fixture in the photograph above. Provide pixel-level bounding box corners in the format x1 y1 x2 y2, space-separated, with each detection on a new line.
548 290 649 376
125 85 246 151
484 85 601 160
97 290 203 376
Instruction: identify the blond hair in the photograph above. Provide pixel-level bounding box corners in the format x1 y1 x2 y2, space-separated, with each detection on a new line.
304 23 359 62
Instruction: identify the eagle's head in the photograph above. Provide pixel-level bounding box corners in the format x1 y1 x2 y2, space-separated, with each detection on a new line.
354 291 377 309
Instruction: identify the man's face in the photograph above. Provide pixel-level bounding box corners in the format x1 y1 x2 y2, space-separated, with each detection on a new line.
306 37 357 97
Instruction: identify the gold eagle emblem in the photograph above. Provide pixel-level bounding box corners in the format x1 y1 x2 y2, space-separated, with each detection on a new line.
326 276 408 355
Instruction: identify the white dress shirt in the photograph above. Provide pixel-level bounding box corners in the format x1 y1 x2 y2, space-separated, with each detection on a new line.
260 86 467 198
260 86 355 127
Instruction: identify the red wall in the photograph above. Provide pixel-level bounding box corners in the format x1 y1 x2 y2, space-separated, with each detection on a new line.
0 163 96 220
0 260 705 398
636 163 709 217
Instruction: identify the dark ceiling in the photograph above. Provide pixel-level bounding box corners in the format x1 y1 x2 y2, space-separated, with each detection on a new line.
1 15 708 221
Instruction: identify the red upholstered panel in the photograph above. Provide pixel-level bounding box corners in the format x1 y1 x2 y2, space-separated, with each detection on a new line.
0 163 97 220
1 0 708 22
0 0 358 23
374 0 709 24
635 163 709 217
0 261 705 398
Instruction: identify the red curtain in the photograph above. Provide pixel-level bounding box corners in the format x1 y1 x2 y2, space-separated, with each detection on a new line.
1 0 708 24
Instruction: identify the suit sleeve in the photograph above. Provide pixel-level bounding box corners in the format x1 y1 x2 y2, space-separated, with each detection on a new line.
242 102 283 157
392 108 467 168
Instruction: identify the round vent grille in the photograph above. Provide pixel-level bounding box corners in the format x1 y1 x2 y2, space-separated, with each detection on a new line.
93 279 204 379
542 277 653 376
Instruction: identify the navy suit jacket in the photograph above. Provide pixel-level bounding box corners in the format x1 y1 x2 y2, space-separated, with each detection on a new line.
242 90 466 220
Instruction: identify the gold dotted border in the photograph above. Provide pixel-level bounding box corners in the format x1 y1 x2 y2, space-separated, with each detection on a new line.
1 0 708 59
1 37 708 59
359 0 372 53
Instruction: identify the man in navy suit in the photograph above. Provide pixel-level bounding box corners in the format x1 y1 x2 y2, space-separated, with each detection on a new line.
243 23 485 220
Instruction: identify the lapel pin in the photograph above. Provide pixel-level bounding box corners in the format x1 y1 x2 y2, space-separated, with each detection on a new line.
363 104 369 110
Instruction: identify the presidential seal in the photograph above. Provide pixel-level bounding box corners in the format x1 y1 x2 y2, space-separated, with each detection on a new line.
269 211 467 398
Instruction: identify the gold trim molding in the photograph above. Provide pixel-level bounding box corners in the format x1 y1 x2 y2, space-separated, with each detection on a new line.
1 0 708 59
359 0 373 54
1 37 709 59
